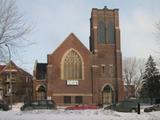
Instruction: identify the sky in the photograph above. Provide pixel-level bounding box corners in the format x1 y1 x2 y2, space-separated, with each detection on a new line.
13 0 160 74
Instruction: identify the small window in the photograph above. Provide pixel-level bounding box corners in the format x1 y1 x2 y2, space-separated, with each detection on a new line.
102 66 105 73
12 73 16 79
109 64 113 77
101 64 106 76
75 96 83 104
64 96 71 104
5 74 10 81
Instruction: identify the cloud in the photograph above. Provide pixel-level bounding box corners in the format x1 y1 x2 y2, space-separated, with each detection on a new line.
121 7 159 58
122 8 155 33
15 0 160 73
28 1 90 52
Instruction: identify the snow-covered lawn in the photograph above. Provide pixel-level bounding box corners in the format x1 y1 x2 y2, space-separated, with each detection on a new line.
1 104 160 120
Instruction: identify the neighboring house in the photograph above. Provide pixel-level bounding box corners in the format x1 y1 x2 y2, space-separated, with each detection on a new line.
124 85 136 99
0 61 32 103
33 7 124 106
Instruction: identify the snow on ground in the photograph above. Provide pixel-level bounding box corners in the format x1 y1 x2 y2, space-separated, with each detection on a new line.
1 104 160 120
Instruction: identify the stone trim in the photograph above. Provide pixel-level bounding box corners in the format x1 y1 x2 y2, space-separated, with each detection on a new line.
52 93 92 97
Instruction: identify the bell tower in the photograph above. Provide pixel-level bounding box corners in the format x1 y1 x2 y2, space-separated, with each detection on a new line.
90 6 124 104
90 6 121 52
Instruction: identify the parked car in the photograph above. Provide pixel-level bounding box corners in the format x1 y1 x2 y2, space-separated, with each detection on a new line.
0 100 9 111
144 104 160 112
104 99 139 112
65 104 98 110
20 100 56 111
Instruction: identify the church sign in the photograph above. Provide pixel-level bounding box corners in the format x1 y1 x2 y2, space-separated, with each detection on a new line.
66 80 79 86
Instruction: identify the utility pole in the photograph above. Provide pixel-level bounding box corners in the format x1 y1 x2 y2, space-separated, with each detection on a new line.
5 44 12 110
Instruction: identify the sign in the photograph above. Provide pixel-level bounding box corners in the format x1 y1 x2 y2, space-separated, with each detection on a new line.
47 96 51 100
67 80 79 86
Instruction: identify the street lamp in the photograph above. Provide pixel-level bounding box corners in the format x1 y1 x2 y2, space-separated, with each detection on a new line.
5 44 12 109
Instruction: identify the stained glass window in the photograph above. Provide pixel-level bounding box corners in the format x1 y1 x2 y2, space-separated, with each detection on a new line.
62 50 83 80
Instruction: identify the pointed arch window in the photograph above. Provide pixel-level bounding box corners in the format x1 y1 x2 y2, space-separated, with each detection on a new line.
98 20 106 44
108 21 115 44
61 49 83 80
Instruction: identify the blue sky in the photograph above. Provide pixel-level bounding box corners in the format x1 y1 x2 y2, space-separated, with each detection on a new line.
14 0 160 73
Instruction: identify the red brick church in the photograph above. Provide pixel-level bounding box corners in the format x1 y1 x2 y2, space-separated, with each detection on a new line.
33 7 124 106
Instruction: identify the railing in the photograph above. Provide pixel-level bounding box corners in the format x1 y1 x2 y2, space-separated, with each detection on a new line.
5 78 16 83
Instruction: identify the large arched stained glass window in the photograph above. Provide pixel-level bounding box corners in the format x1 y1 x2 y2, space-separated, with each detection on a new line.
61 49 83 80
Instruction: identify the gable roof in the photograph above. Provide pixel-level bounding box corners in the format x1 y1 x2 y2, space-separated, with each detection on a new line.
0 65 6 72
1 60 19 73
51 33 90 55
0 60 32 76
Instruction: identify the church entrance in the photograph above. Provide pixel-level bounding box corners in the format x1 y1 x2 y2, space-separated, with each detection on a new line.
36 85 47 100
102 85 113 105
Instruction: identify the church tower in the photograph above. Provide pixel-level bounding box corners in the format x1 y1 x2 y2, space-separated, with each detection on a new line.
90 6 124 104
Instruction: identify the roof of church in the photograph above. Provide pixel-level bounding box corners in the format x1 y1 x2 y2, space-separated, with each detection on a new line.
51 33 90 55
92 6 119 11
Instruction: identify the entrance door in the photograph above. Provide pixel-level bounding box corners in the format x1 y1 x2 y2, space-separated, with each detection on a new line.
37 85 46 100
102 85 113 105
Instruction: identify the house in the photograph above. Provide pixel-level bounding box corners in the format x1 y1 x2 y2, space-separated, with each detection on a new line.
0 61 32 103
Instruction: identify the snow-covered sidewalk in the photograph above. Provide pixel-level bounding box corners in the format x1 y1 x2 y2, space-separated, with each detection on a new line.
1 108 160 120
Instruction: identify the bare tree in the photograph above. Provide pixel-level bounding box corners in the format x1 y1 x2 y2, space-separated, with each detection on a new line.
133 59 146 97
0 0 32 62
155 21 160 39
123 57 137 85
123 57 145 98
154 20 160 55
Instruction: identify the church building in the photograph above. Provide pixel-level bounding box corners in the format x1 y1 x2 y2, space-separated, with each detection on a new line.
33 7 124 106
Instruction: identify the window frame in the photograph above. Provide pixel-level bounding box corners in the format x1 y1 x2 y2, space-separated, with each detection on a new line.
64 96 71 104
61 49 84 80
75 96 83 104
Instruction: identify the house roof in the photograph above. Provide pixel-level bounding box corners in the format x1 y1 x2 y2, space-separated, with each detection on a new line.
0 61 32 77
0 65 6 72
